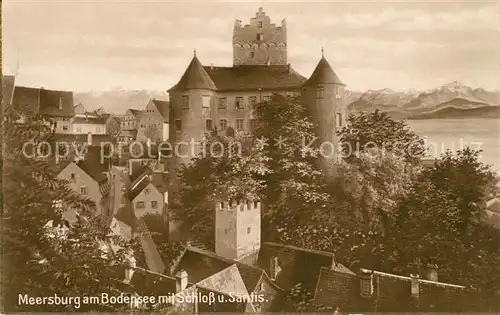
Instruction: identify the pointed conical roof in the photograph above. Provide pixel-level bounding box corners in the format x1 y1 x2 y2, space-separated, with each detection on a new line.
170 55 216 91
304 56 345 86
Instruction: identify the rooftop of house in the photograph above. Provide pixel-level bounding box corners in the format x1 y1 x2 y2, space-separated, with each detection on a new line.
151 99 169 122
72 115 108 124
119 129 138 138
125 108 143 118
312 266 468 312
168 55 307 92
171 246 277 294
12 86 75 117
136 218 166 274
238 242 348 293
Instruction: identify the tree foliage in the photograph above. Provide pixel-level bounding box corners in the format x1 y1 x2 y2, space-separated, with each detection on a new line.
2 105 134 312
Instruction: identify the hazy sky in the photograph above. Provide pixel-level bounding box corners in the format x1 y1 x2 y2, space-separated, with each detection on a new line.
2 0 498 92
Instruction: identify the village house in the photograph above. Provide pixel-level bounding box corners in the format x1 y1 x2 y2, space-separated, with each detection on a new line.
135 99 169 143
128 166 168 220
121 108 142 131
56 154 111 217
11 85 75 133
71 113 107 134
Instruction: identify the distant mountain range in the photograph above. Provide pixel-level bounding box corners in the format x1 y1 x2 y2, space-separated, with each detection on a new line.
74 81 499 119
347 81 500 120
74 89 168 115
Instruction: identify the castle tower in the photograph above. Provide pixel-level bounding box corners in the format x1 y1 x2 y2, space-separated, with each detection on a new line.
168 52 217 171
302 52 347 174
215 199 261 261
233 7 287 66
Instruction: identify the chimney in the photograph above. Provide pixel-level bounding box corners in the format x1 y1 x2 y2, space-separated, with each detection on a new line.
124 255 137 283
422 264 438 282
59 97 63 110
410 274 420 298
175 270 188 293
87 132 92 146
287 63 291 74
210 63 214 70
359 272 374 298
266 58 271 66
269 256 280 280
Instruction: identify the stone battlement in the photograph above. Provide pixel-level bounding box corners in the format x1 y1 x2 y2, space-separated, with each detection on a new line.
216 200 261 211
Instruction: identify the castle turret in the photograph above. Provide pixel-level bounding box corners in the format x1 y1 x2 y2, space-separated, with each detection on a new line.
302 52 347 174
167 52 217 219
215 199 261 260
168 51 216 166
233 7 287 66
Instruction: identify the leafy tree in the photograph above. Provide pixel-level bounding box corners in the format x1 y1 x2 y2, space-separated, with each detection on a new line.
251 94 330 232
2 104 134 312
338 110 425 164
385 149 500 292
171 131 269 246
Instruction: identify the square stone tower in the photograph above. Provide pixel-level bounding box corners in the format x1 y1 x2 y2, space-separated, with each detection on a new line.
233 7 287 66
215 200 261 260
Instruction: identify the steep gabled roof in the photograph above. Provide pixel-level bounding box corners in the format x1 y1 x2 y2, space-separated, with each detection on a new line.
39 88 75 117
304 56 345 87
195 264 249 297
11 86 40 115
152 99 169 122
169 55 217 91
171 246 270 293
76 159 108 183
137 218 166 274
128 109 143 118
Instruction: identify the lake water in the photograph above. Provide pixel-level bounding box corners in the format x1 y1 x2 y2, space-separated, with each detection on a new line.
406 119 500 174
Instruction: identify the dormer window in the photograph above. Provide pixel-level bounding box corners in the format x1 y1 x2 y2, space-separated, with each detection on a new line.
316 86 324 99
256 33 264 41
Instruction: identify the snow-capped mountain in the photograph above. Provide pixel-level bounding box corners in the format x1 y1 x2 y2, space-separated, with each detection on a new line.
404 81 495 110
348 81 499 119
74 89 168 115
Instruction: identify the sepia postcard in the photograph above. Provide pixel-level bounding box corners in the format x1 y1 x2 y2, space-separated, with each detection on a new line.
1 0 499 313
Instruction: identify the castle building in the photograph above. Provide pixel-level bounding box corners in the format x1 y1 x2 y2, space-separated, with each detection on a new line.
168 7 347 181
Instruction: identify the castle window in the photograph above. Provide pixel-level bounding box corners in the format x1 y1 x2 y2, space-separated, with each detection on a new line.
316 86 324 99
80 186 88 195
205 119 212 130
151 201 158 209
202 95 211 108
249 96 257 107
181 95 189 109
175 119 182 132
220 119 227 129
235 97 245 109
236 119 244 131
258 21 263 28
136 201 145 209
257 33 264 41
254 201 258 208
247 227 251 234
218 97 227 110
336 87 343 99
336 113 343 127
